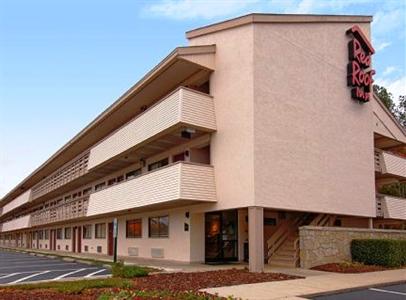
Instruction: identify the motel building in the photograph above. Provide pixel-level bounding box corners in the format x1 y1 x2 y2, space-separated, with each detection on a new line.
0 14 405 272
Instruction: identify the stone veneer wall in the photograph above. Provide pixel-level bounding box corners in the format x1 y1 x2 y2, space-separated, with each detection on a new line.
299 226 406 268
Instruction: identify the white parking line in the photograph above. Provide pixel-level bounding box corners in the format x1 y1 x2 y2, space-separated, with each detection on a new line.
369 288 406 296
85 269 106 278
0 263 77 269
52 268 86 281
8 271 50 284
0 273 20 279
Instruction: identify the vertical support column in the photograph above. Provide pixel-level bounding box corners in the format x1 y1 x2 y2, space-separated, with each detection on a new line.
368 218 373 229
248 206 264 272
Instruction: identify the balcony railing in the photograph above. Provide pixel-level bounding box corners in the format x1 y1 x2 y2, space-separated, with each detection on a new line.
375 149 406 178
31 196 89 227
31 151 90 200
1 189 32 217
87 87 216 169
376 194 406 220
86 162 217 217
1 215 31 232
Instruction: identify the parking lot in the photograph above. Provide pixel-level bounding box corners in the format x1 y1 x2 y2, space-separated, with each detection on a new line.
0 249 110 285
313 283 406 300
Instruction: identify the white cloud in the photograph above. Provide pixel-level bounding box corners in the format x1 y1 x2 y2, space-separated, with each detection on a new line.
143 0 259 20
373 8 405 36
374 41 391 52
268 0 371 14
376 76 406 105
382 66 397 77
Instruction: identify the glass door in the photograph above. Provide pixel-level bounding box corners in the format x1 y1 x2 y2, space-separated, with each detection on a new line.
205 210 238 262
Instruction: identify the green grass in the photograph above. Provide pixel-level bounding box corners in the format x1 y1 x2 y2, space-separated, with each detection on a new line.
111 262 150 278
3 278 133 294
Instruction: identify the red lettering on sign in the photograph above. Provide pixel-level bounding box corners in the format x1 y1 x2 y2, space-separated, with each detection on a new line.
346 25 375 103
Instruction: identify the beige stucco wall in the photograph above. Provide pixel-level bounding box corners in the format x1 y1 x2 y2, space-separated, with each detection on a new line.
300 226 406 268
188 25 256 210
252 22 375 217
0 205 206 262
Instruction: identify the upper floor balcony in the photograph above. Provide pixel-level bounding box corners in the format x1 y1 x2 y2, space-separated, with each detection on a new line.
31 195 89 227
376 194 406 220
87 87 216 170
22 161 216 228
87 161 216 217
0 215 31 233
375 149 406 179
0 190 32 217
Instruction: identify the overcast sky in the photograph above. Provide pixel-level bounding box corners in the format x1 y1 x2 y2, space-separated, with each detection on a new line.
0 0 405 198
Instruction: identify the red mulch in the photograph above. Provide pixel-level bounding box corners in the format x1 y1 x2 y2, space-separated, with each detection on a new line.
311 263 390 273
132 269 301 292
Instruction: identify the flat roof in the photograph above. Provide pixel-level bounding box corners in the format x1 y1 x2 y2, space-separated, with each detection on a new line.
186 13 373 39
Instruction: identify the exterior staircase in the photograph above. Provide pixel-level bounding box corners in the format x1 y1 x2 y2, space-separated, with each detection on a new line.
267 213 336 267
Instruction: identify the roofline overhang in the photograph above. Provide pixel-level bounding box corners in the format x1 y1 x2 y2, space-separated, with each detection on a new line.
186 13 373 39
373 93 406 137
0 45 216 206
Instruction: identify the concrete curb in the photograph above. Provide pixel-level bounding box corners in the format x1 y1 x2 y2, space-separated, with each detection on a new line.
301 280 406 298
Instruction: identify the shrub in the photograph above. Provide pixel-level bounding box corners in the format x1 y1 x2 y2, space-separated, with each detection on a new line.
351 239 406 267
112 261 149 278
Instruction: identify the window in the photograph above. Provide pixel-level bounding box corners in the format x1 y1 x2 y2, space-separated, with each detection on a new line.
107 178 116 186
173 152 185 162
126 219 142 238
126 169 141 180
95 182 106 191
38 230 44 240
44 230 49 240
117 175 124 183
83 187 92 196
83 225 92 239
64 227 71 239
149 216 169 238
56 228 63 240
97 246 102 253
148 158 168 171
95 223 106 239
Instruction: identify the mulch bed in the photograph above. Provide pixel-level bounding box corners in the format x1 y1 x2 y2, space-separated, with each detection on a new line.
0 269 301 299
311 263 390 273
132 268 301 291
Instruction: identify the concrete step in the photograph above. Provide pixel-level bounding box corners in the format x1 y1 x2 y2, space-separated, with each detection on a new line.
269 260 297 268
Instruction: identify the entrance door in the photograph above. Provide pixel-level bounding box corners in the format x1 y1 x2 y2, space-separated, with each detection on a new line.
205 210 238 262
108 222 114 256
77 227 82 253
50 229 57 251
72 227 76 253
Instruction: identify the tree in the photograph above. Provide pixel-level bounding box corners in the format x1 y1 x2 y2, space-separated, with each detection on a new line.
373 84 406 128
373 84 395 113
396 95 406 127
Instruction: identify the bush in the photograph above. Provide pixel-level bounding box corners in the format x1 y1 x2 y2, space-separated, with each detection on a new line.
112 262 149 278
351 239 406 267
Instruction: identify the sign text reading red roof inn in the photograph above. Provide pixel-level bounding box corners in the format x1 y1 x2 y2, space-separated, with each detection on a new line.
346 25 375 103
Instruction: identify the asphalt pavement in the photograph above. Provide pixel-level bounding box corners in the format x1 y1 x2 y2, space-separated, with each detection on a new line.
0 249 110 285
312 283 406 300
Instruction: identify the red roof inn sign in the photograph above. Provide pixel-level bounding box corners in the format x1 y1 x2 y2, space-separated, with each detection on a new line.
346 25 375 103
